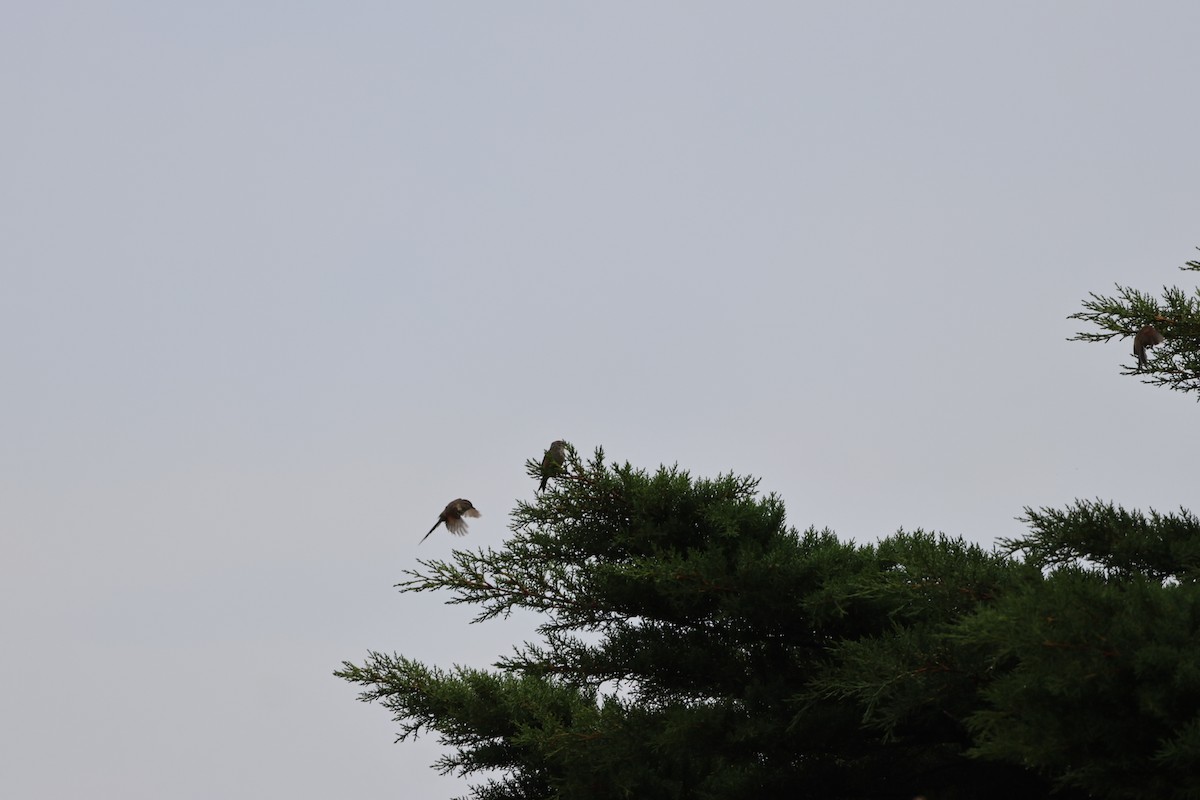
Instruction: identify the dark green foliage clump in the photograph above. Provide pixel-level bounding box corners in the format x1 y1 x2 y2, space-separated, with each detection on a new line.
1069 251 1200 395
337 448 1200 799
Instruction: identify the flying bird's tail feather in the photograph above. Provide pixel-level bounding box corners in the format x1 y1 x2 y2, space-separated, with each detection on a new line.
419 520 442 544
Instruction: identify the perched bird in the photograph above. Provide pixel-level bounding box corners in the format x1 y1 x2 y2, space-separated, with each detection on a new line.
1133 324 1165 367
538 440 567 492
420 498 480 544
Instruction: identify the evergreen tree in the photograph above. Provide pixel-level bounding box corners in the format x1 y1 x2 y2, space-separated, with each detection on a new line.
1069 251 1200 394
339 255 1200 798
338 447 1195 799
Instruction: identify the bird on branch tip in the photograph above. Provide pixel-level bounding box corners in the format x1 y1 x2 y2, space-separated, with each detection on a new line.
420 498 480 544
538 440 568 492
1133 324 1165 367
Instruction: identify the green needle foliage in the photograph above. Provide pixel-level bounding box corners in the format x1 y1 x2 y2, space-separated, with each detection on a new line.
335 447 1200 799
339 254 1200 798
1069 250 1200 394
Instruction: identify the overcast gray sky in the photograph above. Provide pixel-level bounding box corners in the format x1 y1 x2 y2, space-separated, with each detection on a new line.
3 3 1198 797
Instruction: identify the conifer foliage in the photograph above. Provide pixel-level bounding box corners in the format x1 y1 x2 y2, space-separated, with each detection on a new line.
336 446 1200 799
1069 252 1200 394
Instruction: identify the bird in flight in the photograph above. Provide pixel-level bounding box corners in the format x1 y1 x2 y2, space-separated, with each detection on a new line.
420 498 481 544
